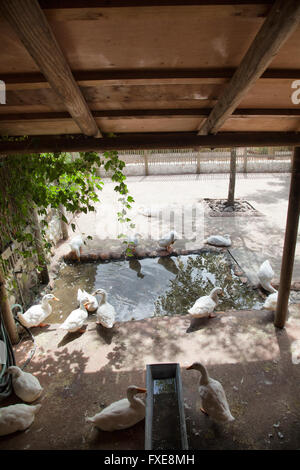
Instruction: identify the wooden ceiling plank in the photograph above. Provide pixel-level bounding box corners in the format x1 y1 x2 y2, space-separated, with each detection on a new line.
0 0 102 137
1 131 300 154
198 0 300 135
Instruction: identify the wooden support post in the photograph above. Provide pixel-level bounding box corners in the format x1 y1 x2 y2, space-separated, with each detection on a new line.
59 204 69 240
274 146 300 328
227 148 237 207
0 269 19 345
32 209 50 285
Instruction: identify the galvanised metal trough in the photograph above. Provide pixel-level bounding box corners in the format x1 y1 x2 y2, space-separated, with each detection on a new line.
145 363 188 450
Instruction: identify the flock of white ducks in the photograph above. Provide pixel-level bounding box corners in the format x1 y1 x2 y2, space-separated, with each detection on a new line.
0 229 287 439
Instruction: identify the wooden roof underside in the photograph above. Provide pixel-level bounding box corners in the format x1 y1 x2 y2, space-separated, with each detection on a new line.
1 0 300 152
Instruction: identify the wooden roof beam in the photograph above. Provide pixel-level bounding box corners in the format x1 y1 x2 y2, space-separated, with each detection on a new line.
0 132 299 155
1 108 300 122
198 0 300 136
0 0 102 138
39 0 275 8
3 68 300 90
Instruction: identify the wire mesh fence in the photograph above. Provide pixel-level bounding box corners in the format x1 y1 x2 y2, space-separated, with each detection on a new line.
97 146 292 177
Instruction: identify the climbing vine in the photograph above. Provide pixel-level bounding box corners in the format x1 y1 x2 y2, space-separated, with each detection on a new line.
0 146 135 271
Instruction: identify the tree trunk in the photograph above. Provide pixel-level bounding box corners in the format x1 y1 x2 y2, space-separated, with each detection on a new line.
227 148 237 207
0 269 19 344
144 150 149 176
59 204 69 240
32 208 50 285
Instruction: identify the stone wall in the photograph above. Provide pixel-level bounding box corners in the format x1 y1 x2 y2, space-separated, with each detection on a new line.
3 208 63 310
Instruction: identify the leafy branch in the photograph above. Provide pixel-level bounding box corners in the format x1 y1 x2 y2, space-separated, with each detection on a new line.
0 147 135 272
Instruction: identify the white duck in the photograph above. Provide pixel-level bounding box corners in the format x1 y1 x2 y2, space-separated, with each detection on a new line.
5 366 43 403
92 289 116 328
205 234 231 247
257 260 277 293
16 294 59 328
186 362 235 423
158 230 178 253
77 288 98 312
125 233 141 254
69 234 84 261
188 287 223 318
0 403 41 436
59 299 89 333
85 385 146 431
263 292 278 311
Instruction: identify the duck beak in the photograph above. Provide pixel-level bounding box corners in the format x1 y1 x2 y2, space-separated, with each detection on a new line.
219 292 224 297
84 302 90 308
53 297 60 301
137 387 147 393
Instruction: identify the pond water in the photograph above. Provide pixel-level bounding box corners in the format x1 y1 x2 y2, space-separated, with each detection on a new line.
49 253 263 324
152 378 181 450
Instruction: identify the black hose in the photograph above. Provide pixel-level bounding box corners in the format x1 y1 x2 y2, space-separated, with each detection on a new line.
11 304 37 371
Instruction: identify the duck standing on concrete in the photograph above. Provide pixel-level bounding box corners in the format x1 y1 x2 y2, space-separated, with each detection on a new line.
16 294 59 328
85 385 147 431
158 230 178 253
257 260 277 293
5 366 43 403
0 404 41 436
204 234 231 247
59 299 89 333
263 292 278 311
92 288 116 328
125 233 142 255
69 235 84 261
77 288 98 312
186 362 235 423
188 287 223 318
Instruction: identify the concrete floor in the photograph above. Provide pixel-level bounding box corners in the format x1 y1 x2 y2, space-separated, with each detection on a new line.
1 305 300 450
1 172 300 450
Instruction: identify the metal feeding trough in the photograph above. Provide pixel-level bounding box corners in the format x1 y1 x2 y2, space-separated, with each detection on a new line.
145 363 188 450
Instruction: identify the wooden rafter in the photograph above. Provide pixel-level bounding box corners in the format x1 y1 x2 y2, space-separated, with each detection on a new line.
39 0 274 8
198 0 300 135
3 68 300 90
0 0 102 138
1 108 300 122
1 132 300 155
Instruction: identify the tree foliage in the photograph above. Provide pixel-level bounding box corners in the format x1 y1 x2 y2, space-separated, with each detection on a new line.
0 149 134 270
